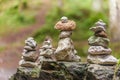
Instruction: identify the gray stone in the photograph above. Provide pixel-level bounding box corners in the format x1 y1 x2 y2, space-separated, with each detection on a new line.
24 46 35 51
39 48 54 58
87 54 117 65
86 64 116 80
22 51 37 61
10 67 41 80
55 31 80 61
10 62 120 80
59 62 87 80
88 46 112 55
88 36 109 48
59 30 72 39
25 37 37 48
61 16 68 23
90 19 106 32
10 62 87 80
19 60 38 68
39 37 55 61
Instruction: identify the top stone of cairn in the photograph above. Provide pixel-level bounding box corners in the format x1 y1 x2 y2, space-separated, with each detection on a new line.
54 16 76 31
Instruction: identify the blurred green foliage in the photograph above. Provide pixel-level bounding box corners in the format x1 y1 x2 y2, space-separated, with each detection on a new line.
34 0 109 58
0 0 41 35
0 6 35 26
0 0 34 27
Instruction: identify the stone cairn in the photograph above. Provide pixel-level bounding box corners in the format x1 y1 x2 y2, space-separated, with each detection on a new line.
18 37 40 78
87 20 117 65
10 18 120 80
19 37 38 68
39 37 56 62
54 16 81 61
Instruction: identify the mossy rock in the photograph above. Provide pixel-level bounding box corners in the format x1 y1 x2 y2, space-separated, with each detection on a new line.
88 36 110 48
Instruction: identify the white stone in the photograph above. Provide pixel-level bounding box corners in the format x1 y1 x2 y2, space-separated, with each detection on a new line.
61 16 68 23
25 37 37 48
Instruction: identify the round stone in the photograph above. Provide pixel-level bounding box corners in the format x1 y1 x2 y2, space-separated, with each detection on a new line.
61 16 68 23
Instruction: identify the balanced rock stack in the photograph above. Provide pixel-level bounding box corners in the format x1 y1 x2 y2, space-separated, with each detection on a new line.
54 16 81 61
19 37 38 68
87 20 117 65
39 37 55 61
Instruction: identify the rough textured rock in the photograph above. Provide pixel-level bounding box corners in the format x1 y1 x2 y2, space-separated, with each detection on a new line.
63 62 87 80
22 51 37 61
40 61 87 80
10 62 87 80
54 16 76 31
86 64 120 80
54 33 80 61
10 62 120 80
88 36 109 48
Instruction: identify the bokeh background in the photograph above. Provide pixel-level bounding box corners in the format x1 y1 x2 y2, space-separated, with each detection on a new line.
0 0 120 80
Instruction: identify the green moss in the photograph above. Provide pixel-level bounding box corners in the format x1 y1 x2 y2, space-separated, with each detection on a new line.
18 67 41 78
30 67 41 78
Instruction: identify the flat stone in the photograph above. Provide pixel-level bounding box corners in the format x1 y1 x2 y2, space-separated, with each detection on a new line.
54 20 76 31
19 60 37 68
88 46 112 55
22 51 37 61
59 31 72 39
87 54 117 65
38 56 56 62
24 46 35 51
88 36 110 48
39 48 54 58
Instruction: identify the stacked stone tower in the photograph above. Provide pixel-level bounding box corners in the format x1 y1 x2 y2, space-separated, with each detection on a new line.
87 20 117 65
18 37 40 78
19 37 38 67
54 16 81 61
39 37 55 61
